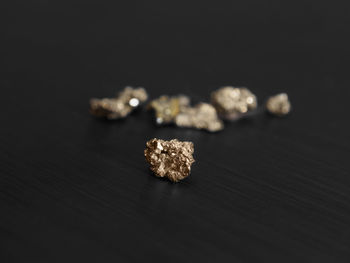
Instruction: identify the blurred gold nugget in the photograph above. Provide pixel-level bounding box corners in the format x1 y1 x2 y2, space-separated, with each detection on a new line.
266 93 291 116
211 86 257 120
147 95 190 124
90 86 148 119
144 138 195 182
175 103 224 132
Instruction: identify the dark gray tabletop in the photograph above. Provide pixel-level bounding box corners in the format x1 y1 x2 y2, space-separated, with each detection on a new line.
1 1 350 262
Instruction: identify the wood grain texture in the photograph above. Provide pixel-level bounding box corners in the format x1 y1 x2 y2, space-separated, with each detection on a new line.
1 1 350 262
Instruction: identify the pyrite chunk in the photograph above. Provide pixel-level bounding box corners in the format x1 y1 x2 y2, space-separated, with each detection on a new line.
175 103 224 132
211 86 257 120
90 86 148 119
266 93 291 116
147 95 190 124
144 138 195 182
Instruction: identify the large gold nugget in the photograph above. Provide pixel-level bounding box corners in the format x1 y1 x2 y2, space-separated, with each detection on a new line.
90 86 148 119
144 138 195 182
147 95 190 124
266 93 291 116
211 86 257 120
175 103 224 132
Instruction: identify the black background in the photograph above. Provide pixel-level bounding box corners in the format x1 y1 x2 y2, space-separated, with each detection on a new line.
1 0 350 262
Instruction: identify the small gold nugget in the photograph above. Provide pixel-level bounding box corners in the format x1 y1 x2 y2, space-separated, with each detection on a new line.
175 103 224 132
144 138 195 182
211 86 257 120
266 93 291 116
90 86 148 119
147 95 190 124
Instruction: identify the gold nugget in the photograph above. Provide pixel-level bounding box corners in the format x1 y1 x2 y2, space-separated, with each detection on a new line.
211 86 257 120
147 95 190 124
175 103 224 132
266 93 291 116
144 138 195 182
90 86 148 119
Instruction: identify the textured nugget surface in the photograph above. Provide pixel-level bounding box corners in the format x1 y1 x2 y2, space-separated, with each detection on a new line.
144 138 195 182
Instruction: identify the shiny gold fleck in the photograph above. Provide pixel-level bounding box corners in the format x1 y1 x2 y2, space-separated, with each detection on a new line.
211 86 257 120
90 86 148 119
147 95 190 124
175 103 224 132
144 138 195 182
266 93 291 116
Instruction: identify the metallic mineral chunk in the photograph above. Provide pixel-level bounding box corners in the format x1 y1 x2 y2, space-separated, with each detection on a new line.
90 86 148 119
144 138 195 182
175 103 224 132
147 95 190 124
266 93 291 116
211 86 257 120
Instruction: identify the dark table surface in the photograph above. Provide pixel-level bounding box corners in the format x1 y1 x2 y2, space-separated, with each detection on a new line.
1 1 350 262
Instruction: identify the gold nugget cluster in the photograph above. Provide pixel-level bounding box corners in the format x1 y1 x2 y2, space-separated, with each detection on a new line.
90 86 292 182
90 86 291 130
144 138 195 182
90 86 148 119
